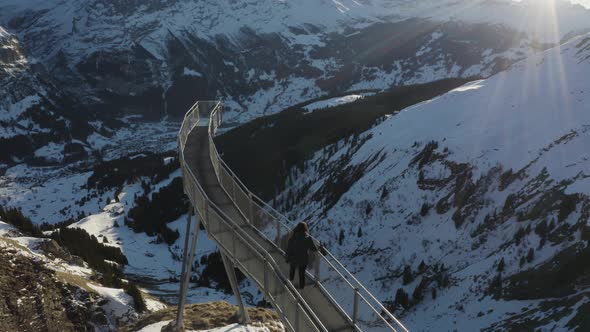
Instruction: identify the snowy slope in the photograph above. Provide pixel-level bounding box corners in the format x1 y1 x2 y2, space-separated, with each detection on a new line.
137 321 277 332
0 25 50 139
0 26 103 165
1 0 588 53
68 200 231 304
1 0 589 126
275 32 590 331
303 93 373 112
357 41 590 180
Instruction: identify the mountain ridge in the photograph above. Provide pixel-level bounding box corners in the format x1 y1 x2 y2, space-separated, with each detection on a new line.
270 31 590 331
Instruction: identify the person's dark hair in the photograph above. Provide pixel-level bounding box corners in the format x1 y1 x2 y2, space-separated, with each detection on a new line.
293 222 309 235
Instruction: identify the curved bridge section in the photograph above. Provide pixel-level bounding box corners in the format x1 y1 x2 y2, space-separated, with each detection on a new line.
178 101 409 332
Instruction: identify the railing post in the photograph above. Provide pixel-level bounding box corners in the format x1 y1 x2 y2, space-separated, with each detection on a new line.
295 302 300 332
248 193 254 225
314 252 320 282
174 208 193 331
353 288 360 326
263 259 269 297
221 252 251 325
232 230 237 257
175 210 200 332
204 202 209 226
217 157 221 181
275 222 281 248
232 177 236 201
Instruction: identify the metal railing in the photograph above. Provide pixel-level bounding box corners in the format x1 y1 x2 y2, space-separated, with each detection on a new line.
179 101 326 332
180 100 409 332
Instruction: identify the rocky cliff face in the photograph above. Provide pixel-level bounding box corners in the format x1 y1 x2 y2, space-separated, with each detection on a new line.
0 244 107 331
0 26 99 166
0 217 167 331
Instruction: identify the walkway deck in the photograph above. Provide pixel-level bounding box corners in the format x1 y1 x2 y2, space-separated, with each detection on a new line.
184 128 355 332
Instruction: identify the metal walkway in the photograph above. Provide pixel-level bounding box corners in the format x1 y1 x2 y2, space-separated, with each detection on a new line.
175 101 409 332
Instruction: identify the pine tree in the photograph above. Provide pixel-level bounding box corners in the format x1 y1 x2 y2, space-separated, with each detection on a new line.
420 202 430 217
538 236 546 249
338 229 345 245
581 225 590 246
441 274 450 288
0 206 43 237
431 287 437 299
380 187 389 200
395 288 410 309
489 273 502 298
515 227 526 245
402 265 413 285
535 219 548 237
418 260 426 273
357 226 363 237
412 278 426 302
124 283 146 313
526 248 534 262
497 257 505 272
365 203 372 216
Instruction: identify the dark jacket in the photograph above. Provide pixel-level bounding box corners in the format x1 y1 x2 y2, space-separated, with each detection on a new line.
286 232 318 266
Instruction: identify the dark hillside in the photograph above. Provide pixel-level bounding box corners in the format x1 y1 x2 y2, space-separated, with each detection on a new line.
217 78 475 199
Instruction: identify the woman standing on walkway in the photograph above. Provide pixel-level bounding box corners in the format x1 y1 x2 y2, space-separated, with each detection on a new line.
286 222 318 289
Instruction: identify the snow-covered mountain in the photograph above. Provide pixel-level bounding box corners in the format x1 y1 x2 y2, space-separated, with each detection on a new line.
0 0 589 169
1 0 590 128
1 2 590 330
275 32 590 330
0 26 105 166
0 0 588 168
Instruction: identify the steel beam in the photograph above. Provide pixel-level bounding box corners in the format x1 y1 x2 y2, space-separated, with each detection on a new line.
221 252 251 324
174 208 200 331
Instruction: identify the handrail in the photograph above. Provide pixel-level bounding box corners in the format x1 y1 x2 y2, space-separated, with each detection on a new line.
178 101 328 332
205 102 409 332
228 160 395 322
180 116 325 332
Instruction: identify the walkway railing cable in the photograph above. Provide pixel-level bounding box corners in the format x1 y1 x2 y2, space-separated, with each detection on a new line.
180 100 409 332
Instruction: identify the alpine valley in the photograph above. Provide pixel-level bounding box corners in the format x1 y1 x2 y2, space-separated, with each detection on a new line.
1 0 590 331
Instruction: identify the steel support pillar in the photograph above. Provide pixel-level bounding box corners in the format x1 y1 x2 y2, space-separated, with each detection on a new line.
221 252 251 325
174 208 200 331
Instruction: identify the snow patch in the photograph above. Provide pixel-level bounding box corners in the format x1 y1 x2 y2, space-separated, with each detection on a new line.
136 321 275 332
303 94 372 112
183 67 203 77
